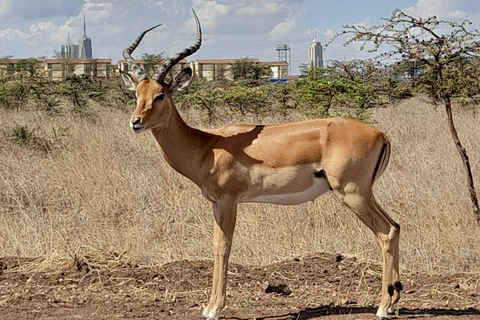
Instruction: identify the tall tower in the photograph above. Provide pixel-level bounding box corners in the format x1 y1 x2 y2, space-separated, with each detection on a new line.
308 32 323 69
79 15 93 59
276 44 291 78
60 33 79 59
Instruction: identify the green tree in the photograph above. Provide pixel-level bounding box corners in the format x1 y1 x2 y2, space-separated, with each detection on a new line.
334 9 480 225
232 57 271 81
142 52 165 78
15 58 43 79
299 62 310 76
296 61 382 117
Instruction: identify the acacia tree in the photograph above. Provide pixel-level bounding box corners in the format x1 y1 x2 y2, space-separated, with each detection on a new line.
142 53 165 78
333 9 480 225
232 57 271 81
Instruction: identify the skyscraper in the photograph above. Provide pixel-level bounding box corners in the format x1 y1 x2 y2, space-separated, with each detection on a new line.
60 33 79 59
308 32 323 69
78 15 93 59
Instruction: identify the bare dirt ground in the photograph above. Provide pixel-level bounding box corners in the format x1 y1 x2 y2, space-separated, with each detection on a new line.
0 252 479 320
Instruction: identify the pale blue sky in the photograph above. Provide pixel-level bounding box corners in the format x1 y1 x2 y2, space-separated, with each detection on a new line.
1 0 479 74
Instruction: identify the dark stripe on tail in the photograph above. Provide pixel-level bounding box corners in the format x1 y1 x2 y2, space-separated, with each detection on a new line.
372 138 391 183
373 143 387 182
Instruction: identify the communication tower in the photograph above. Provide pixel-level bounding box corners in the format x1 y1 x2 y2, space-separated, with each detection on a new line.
276 44 291 78
79 15 93 59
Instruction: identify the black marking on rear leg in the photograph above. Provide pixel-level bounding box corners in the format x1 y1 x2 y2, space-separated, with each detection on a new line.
393 280 403 293
387 283 394 297
314 170 332 190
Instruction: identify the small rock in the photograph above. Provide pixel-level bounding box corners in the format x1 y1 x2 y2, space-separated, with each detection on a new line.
265 281 292 296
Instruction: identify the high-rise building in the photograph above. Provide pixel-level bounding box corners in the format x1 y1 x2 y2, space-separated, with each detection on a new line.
60 33 79 59
308 32 323 69
78 15 93 59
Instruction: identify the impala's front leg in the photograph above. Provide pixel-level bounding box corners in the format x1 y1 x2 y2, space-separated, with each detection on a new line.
202 195 238 320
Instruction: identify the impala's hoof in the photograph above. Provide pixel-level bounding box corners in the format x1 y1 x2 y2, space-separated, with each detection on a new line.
200 316 216 320
377 309 388 319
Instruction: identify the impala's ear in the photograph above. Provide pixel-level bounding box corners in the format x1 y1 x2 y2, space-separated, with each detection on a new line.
120 69 138 91
168 67 192 93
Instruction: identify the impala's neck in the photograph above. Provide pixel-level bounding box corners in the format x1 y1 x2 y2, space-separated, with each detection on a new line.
151 103 211 185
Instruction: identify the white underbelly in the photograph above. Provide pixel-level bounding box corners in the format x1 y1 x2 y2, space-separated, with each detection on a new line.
239 163 330 205
241 177 330 205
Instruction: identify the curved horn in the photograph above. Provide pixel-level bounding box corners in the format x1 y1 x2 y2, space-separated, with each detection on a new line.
123 23 162 82
153 9 202 83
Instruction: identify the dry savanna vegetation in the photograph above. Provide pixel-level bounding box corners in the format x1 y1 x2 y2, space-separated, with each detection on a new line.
0 89 479 275
1 9 480 319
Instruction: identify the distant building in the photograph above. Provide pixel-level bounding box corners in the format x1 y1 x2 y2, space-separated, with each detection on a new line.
60 33 79 59
0 58 44 76
263 61 288 79
57 16 92 59
0 58 112 80
189 59 287 81
78 15 93 59
46 58 112 81
191 59 241 81
308 32 323 69
117 58 189 79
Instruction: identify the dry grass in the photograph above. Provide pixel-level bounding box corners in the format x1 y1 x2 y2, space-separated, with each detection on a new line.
0 96 479 274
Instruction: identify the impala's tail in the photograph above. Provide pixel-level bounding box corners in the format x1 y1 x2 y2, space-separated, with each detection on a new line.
373 134 391 183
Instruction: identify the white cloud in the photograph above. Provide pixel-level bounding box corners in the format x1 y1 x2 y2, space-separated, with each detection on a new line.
269 15 296 39
0 28 28 42
0 0 14 17
405 0 468 20
192 0 229 28
238 2 280 16
323 28 334 38
29 21 56 35
448 10 468 20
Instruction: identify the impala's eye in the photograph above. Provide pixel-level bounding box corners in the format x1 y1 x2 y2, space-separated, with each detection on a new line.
154 93 165 101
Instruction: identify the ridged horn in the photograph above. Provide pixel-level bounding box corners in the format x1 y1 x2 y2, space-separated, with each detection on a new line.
153 9 202 83
123 23 163 82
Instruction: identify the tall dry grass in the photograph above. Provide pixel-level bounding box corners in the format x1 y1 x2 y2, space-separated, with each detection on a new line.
0 96 479 273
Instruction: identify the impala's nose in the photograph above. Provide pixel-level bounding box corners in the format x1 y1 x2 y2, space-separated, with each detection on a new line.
130 117 144 132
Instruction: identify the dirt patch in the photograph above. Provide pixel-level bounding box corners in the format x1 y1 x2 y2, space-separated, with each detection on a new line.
0 253 478 319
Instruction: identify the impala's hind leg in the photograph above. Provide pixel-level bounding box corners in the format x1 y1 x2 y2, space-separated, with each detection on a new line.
334 186 400 319
372 198 401 318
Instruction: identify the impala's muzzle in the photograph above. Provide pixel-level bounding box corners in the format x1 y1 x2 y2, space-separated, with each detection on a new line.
130 117 145 133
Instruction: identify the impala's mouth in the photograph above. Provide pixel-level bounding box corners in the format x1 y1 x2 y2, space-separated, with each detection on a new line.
130 121 146 133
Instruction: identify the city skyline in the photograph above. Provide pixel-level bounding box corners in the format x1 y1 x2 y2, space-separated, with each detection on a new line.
1 1 480 74
59 15 92 59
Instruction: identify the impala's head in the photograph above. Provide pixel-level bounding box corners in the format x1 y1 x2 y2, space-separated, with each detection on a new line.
120 9 201 133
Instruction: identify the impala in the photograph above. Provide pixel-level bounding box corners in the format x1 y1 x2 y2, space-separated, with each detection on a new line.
120 10 402 320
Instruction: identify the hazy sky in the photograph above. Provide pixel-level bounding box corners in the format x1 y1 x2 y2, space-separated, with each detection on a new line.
1 0 480 74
